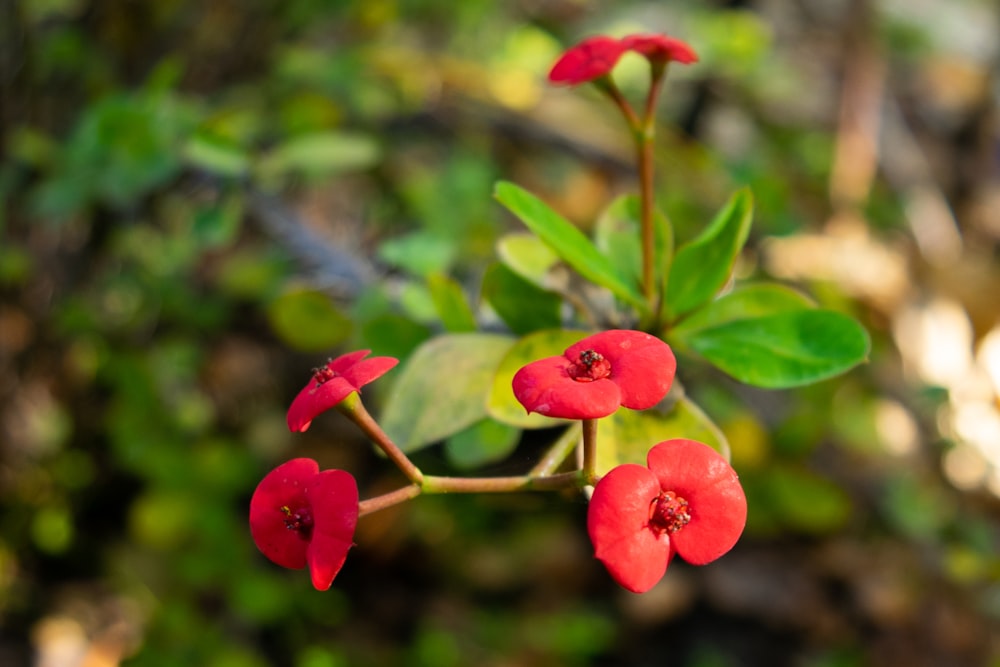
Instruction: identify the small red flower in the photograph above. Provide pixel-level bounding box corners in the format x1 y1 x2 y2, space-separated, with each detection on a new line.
548 35 628 85
621 33 698 65
587 439 747 593
287 350 398 432
512 330 676 420
249 458 359 591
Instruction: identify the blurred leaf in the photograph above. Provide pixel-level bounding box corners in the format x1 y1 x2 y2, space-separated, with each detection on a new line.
594 194 673 301
427 273 477 332
671 283 815 341
31 505 73 554
493 181 647 311
596 398 731 476
665 188 753 320
256 131 380 183
486 328 587 429
266 288 352 352
381 333 515 452
183 133 251 177
684 309 871 388
379 231 456 277
192 195 244 247
359 313 432 360
764 465 852 533
496 232 559 287
481 262 562 335
129 491 196 550
444 418 521 470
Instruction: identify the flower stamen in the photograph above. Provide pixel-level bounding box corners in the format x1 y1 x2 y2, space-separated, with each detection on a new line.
280 504 314 538
649 490 690 534
569 349 612 382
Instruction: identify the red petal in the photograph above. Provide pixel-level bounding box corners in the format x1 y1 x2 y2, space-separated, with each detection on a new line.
512 356 621 419
548 36 627 85
622 34 698 64
326 350 371 374
286 376 355 432
588 464 671 593
567 330 676 410
304 469 358 591
647 440 747 565
340 355 399 390
249 458 319 570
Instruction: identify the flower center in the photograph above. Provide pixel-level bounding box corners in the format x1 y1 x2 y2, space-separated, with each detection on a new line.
311 361 338 386
280 505 314 539
568 349 612 382
649 491 691 534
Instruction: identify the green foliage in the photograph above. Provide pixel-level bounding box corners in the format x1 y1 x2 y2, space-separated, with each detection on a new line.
380 333 515 452
494 181 647 311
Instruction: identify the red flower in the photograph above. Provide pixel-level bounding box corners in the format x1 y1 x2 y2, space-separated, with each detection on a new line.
622 33 698 65
512 330 676 420
548 35 628 85
287 350 398 432
587 439 746 593
249 458 359 591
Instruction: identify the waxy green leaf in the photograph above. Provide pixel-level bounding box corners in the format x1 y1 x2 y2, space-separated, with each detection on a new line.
670 283 815 342
381 333 515 452
494 181 647 311
486 328 590 429
665 188 753 320
482 263 562 335
595 398 730 477
684 310 870 388
266 288 351 351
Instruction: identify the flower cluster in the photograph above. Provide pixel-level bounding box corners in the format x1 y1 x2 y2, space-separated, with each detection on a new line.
548 33 698 85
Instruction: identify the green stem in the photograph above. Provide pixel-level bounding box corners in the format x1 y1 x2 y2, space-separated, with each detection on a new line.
422 470 582 494
337 393 424 485
581 418 598 485
530 422 583 476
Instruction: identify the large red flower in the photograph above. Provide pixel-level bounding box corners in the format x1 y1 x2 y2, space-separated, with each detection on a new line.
587 439 746 593
512 330 676 420
621 34 698 65
287 350 398 432
249 458 359 591
548 35 627 85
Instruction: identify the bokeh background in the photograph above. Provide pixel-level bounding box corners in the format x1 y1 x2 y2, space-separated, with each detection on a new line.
3 0 1000 665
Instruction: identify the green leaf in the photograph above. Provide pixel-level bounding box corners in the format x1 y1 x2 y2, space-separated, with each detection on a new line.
482 263 562 335
496 232 559 287
380 333 515 452
444 418 521 470
670 283 815 342
493 181 647 311
427 273 476 332
183 134 250 177
665 188 753 320
486 328 588 429
594 194 673 300
379 231 455 277
256 131 380 183
595 398 730 477
266 288 352 351
685 309 871 388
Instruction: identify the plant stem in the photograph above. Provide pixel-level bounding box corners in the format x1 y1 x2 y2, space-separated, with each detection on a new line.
358 484 421 517
581 418 598 485
421 470 582 494
530 422 582 476
338 394 424 485
637 65 667 309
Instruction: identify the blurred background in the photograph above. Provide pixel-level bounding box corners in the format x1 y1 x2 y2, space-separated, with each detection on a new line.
2 0 1000 665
